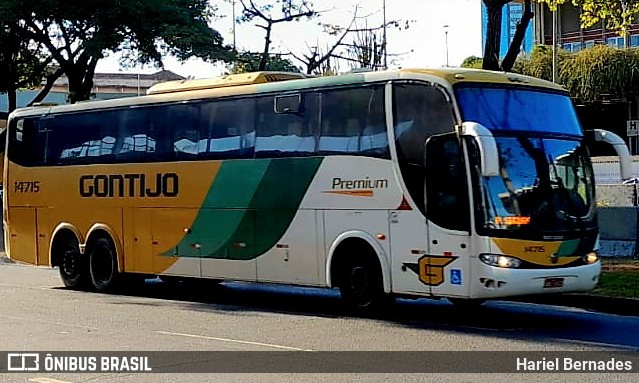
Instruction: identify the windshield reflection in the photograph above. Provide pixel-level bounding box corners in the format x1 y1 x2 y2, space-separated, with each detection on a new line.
480 137 595 233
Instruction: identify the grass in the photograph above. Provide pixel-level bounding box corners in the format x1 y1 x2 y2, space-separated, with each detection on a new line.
593 259 639 299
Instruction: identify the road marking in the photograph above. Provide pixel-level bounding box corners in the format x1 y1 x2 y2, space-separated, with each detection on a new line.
157 330 314 351
29 378 75 383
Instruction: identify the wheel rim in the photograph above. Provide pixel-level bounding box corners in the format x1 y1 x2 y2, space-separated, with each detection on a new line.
91 245 114 284
61 248 80 278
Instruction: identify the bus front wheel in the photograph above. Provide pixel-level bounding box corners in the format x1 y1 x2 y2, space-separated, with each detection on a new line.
337 253 390 312
58 236 89 290
88 237 120 293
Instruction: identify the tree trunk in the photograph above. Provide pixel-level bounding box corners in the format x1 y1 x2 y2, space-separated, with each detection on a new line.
259 24 273 71
483 3 503 71
501 0 534 72
7 88 17 113
27 68 64 106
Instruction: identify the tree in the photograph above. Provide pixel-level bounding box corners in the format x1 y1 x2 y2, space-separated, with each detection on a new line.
0 0 234 103
289 13 413 75
483 1 639 73
460 55 484 69
482 0 533 72
538 0 639 35
559 45 639 103
0 23 56 113
238 0 316 72
227 51 301 73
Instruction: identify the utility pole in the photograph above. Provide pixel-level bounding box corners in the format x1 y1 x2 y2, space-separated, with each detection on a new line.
383 0 387 69
552 7 557 83
232 0 237 49
444 24 449 67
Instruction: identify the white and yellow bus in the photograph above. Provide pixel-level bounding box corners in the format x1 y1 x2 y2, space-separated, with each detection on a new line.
2 69 631 308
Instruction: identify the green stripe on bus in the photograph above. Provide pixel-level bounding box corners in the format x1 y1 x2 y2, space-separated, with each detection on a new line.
556 239 580 256
165 159 270 258
167 157 323 260
207 157 323 260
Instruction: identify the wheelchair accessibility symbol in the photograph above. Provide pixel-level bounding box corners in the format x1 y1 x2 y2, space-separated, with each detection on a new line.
450 269 462 285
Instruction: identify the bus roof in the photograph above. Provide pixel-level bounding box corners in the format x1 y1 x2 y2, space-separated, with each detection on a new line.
400 67 567 92
8 68 567 119
146 71 308 95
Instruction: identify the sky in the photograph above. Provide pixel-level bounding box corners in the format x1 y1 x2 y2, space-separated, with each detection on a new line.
95 0 483 79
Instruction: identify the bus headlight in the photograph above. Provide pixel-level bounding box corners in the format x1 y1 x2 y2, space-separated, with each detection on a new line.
479 254 522 268
582 252 598 264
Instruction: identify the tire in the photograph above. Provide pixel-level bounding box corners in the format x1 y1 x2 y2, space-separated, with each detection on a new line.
337 253 390 312
88 237 120 293
58 236 90 290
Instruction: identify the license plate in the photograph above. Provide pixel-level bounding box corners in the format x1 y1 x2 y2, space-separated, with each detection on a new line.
544 277 564 288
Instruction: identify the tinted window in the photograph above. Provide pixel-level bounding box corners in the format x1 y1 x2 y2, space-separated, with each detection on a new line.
318 86 388 158
49 113 103 164
200 98 256 159
426 133 470 231
8 117 46 166
255 93 318 157
455 86 583 136
164 103 200 159
393 83 456 165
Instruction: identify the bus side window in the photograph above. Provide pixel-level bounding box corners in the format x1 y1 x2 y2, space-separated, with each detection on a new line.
166 103 200 159
254 92 317 158
8 117 46 167
392 83 456 216
425 133 470 232
49 113 103 164
318 86 388 158
199 98 256 159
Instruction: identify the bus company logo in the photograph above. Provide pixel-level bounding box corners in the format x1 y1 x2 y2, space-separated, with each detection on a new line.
323 177 388 197
403 255 458 286
79 173 179 198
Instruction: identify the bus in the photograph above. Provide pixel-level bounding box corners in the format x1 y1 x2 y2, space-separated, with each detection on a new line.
2 69 631 309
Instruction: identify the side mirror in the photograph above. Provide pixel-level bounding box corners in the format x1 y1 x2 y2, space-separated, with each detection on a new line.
593 129 632 181
460 122 500 177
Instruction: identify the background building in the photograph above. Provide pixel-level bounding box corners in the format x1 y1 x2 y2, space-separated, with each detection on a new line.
533 2 639 155
534 2 639 52
481 0 535 59
0 70 184 115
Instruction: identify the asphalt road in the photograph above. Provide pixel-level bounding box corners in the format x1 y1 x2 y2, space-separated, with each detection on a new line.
1 259 638 383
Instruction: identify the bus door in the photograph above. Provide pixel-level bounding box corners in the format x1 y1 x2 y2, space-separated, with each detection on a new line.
424 134 471 298
389 82 471 297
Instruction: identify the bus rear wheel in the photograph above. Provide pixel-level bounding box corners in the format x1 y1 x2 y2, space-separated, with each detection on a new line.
58 237 89 290
88 237 120 293
337 253 390 312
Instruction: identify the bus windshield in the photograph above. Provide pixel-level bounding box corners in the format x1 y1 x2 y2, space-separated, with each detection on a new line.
455 86 596 237
455 86 582 136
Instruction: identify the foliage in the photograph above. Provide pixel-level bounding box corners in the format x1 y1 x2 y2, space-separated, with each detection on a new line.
0 0 234 103
538 0 639 35
345 22 385 71
238 0 316 71
228 52 301 73
559 44 639 102
512 44 639 103
460 56 483 69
